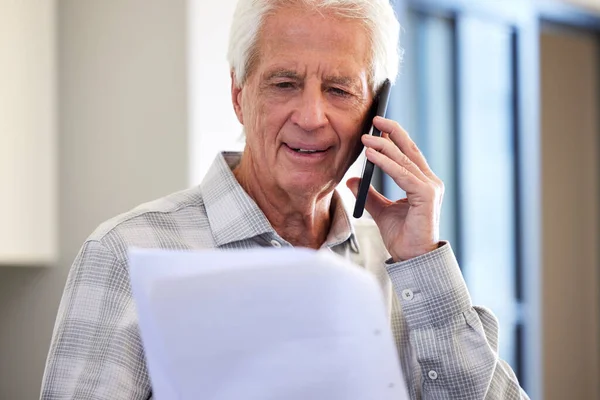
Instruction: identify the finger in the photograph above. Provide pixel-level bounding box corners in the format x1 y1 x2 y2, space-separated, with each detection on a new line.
346 177 391 219
373 117 437 180
365 147 425 196
362 134 429 183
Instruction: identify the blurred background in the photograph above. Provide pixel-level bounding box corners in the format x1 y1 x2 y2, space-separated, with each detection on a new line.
0 0 599 398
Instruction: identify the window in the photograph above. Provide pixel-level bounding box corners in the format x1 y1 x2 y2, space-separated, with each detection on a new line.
384 7 524 379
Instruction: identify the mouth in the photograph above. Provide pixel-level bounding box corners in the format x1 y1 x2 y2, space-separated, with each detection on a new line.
292 148 324 154
284 143 330 154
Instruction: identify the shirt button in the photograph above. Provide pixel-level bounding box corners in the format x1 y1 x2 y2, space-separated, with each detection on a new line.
270 239 282 248
428 370 438 380
401 289 414 301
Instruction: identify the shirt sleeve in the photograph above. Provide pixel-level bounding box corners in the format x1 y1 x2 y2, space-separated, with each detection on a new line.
40 240 151 400
386 242 529 399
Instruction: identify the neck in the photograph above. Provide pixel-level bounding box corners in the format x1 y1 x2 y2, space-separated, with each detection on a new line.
233 154 333 249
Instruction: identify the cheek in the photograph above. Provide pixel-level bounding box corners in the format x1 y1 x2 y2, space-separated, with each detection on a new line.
256 105 289 143
337 113 367 148
242 92 267 137
244 101 283 153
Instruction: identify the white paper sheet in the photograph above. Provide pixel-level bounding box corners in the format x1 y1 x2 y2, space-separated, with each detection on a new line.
129 247 408 400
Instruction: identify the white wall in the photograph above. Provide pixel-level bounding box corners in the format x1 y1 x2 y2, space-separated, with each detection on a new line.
0 0 57 265
0 1 188 398
188 0 243 185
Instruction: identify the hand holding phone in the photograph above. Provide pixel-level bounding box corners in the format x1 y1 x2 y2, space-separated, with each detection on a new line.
353 79 392 218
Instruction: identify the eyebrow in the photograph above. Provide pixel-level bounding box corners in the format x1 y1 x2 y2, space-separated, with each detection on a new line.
323 75 362 92
264 69 302 81
324 75 355 87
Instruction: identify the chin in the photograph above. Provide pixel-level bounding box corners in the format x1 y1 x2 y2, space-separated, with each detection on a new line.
280 173 336 197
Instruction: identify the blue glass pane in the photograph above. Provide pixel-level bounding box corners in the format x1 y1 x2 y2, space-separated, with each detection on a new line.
417 16 457 248
458 16 517 368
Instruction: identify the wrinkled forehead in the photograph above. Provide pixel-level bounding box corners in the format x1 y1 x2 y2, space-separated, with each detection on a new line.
252 5 373 85
260 4 372 48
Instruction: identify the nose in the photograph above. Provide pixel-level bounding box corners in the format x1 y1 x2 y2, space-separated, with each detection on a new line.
290 84 328 132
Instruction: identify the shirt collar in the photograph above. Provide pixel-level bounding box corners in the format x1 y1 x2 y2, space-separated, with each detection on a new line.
200 152 359 253
324 189 360 253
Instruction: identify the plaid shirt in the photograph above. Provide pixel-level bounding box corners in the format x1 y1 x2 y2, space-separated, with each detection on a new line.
41 152 528 399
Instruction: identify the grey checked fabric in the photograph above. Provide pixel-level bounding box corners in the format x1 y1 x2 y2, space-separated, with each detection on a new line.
40 152 528 399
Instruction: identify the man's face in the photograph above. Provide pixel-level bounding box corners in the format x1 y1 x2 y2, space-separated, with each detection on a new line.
232 6 374 197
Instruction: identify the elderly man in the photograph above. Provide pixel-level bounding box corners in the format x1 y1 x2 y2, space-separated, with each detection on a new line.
41 0 528 399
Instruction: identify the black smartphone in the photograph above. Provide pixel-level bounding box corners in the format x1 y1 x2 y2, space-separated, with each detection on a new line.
353 79 392 218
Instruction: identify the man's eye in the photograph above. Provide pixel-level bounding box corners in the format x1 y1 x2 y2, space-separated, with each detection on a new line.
329 87 350 97
275 82 295 89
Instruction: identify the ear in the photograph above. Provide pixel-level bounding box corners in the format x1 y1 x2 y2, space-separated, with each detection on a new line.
231 71 244 125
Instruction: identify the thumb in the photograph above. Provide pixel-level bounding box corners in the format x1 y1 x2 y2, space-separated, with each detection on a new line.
345 178 388 218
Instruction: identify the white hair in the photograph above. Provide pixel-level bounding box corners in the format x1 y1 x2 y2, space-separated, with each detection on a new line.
227 0 402 93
